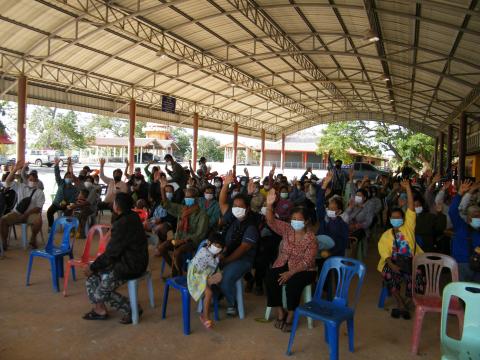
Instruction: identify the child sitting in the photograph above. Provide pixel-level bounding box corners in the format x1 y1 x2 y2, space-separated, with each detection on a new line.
187 232 224 329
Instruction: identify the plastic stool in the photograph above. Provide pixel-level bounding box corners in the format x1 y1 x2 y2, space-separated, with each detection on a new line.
378 286 389 309
127 271 155 325
265 284 313 329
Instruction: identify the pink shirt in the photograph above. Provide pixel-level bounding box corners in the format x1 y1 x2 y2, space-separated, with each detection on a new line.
267 218 318 273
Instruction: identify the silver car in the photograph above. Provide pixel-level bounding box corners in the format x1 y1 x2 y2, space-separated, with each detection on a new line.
343 162 390 180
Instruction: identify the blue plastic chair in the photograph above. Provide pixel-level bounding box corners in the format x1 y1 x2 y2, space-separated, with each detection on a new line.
127 271 155 325
286 257 367 360
198 278 245 320
26 217 79 292
161 240 207 335
377 285 389 308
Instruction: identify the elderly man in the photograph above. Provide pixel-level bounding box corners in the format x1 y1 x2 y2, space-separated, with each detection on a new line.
97 158 128 221
157 176 209 276
0 160 45 249
83 193 148 324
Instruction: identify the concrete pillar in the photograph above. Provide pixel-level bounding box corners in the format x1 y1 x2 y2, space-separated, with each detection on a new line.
233 122 238 167
447 124 453 173
193 112 199 172
17 75 27 163
128 99 136 173
260 129 265 179
439 132 445 175
281 133 286 171
139 146 143 164
458 113 467 181
303 152 308 168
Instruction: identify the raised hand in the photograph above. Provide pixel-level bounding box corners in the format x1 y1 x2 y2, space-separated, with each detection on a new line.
400 179 411 190
306 166 312 173
266 188 277 207
67 156 72 165
244 167 249 176
459 179 473 195
99 158 106 166
14 160 25 172
247 179 255 195
469 181 480 193
54 157 60 166
442 180 452 191
224 170 234 186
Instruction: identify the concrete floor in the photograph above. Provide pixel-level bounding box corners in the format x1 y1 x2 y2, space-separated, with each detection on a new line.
0 225 442 360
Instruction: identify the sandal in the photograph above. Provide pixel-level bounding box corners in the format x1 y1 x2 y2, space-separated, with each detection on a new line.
390 308 401 319
274 318 285 329
119 307 143 324
82 310 108 321
199 315 214 330
282 322 293 333
401 310 411 320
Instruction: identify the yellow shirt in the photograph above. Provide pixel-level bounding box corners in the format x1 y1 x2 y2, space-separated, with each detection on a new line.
377 208 423 272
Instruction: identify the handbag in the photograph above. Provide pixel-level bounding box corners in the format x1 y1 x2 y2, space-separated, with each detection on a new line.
392 229 416 274
15 189 37 214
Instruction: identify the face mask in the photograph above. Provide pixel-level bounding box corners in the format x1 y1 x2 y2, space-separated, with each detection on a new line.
113 175 121 182
166 192 173 200
186 184 192 189
135 180 142 185
390 218 404 228
84 181 92 189
231 191 239 198
296 186 302 191
28 181 37 188
232 207 246 219
261 207 267 216
354 195 363 205
184 197 195 207
204 193 214 200
415 207 423 214
167 161 172 166
214 181 222 188
208 244 222 255
326 210 337 218
291 219 305 231
264 185 270 190
64 178 72 185
471 218 480 229
241 181 246 186
280 192 289 199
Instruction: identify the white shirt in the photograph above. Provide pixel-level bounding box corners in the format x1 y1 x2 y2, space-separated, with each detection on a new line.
8 181 45 213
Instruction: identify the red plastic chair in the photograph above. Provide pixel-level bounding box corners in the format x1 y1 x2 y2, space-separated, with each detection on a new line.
62 225 111 297
411 253 464 354
133 208 149 223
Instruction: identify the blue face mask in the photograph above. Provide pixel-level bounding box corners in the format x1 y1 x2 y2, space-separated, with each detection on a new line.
471 218 480 229
184 197 195 207
165 192 173 201
64 178 72 185
390 218 404 228
290 219 305 231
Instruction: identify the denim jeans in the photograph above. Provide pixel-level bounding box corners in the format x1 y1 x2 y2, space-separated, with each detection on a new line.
220 257 253 306
458 262 480 283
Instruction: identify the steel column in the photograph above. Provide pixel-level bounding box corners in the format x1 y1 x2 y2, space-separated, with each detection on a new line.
433 136 439 173
281 133 286 171
233 122 238 167
446 124 453 172
192 112 199 172
458 113 467 181
17 75 27 163
439 132 445 175
260 128 265 179
128 99 136 174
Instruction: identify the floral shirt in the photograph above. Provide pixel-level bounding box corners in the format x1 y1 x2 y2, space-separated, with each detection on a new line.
392 232 412 260
267 218 318 273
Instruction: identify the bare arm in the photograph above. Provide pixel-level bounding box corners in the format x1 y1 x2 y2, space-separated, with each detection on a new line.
219 170 234 215
402 179 414 211
99 158 112 184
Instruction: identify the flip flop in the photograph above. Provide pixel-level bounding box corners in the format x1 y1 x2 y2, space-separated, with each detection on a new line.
390 308 401 318
282 322 293 333
199 315 213 329
82 310 108 321
401 310 411 320
274 318 285 329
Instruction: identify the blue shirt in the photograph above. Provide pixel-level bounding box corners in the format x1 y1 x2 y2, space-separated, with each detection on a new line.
222 209 259 262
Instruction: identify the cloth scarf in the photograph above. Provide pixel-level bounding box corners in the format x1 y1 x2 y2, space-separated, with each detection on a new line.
177 204 199 234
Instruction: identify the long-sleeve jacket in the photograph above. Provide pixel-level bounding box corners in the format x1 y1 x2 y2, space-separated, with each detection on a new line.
163 200 209 247
198 197 221 230
90 210 149 279
100 168 128 204
345 200 376 229
448 194 480 264
166 161 187 189
53 165 78 206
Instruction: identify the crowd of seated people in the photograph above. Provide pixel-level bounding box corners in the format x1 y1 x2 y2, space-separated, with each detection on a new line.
0 154 479 330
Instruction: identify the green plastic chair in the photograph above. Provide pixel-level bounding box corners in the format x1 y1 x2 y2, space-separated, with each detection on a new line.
440 282 480 360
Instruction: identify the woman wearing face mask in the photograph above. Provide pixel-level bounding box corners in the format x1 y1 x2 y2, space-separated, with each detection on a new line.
413 194 446 252
448 180 480 282
213 176 223 199
274 185 294 221
264 189 318 332
345 188 376 244
218 170 260 316
198 186 221 231
46 158 79 229
128 174 149 204
378 179 423 319
157 178 209 276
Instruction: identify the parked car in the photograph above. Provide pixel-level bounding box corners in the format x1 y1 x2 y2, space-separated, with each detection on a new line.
25 149 55 167
137 152 162 163
343 162 390 180
0 155 15 167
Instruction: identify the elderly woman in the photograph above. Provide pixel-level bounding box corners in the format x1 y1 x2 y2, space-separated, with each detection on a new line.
378 179 423 320
264 189 318 333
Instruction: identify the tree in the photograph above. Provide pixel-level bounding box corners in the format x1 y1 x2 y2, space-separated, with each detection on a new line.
197 135 223 162
170 127 192 159
29 107 91 151
317 121 435 171
87 115 145 138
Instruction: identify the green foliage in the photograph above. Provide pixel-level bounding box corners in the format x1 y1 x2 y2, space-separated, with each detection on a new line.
197 135 223 162
316 121 434 170
87 115 145 137
170 127 192 159
30 107 91 150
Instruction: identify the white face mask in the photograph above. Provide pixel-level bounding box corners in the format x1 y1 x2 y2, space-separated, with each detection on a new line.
326 209 337 218
264 185 270 190
208 244 222 255
261 206 267 216
166 192 173 200
167 161 172 166
28 181 37 188
280 192 289 199
354 195 363 205
231 191 239 198
241 181 246 186
415 206 423 214
84 181 92 189
232 206 246 219
186 184 192 189
214 182 222 188
204 193 214 200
